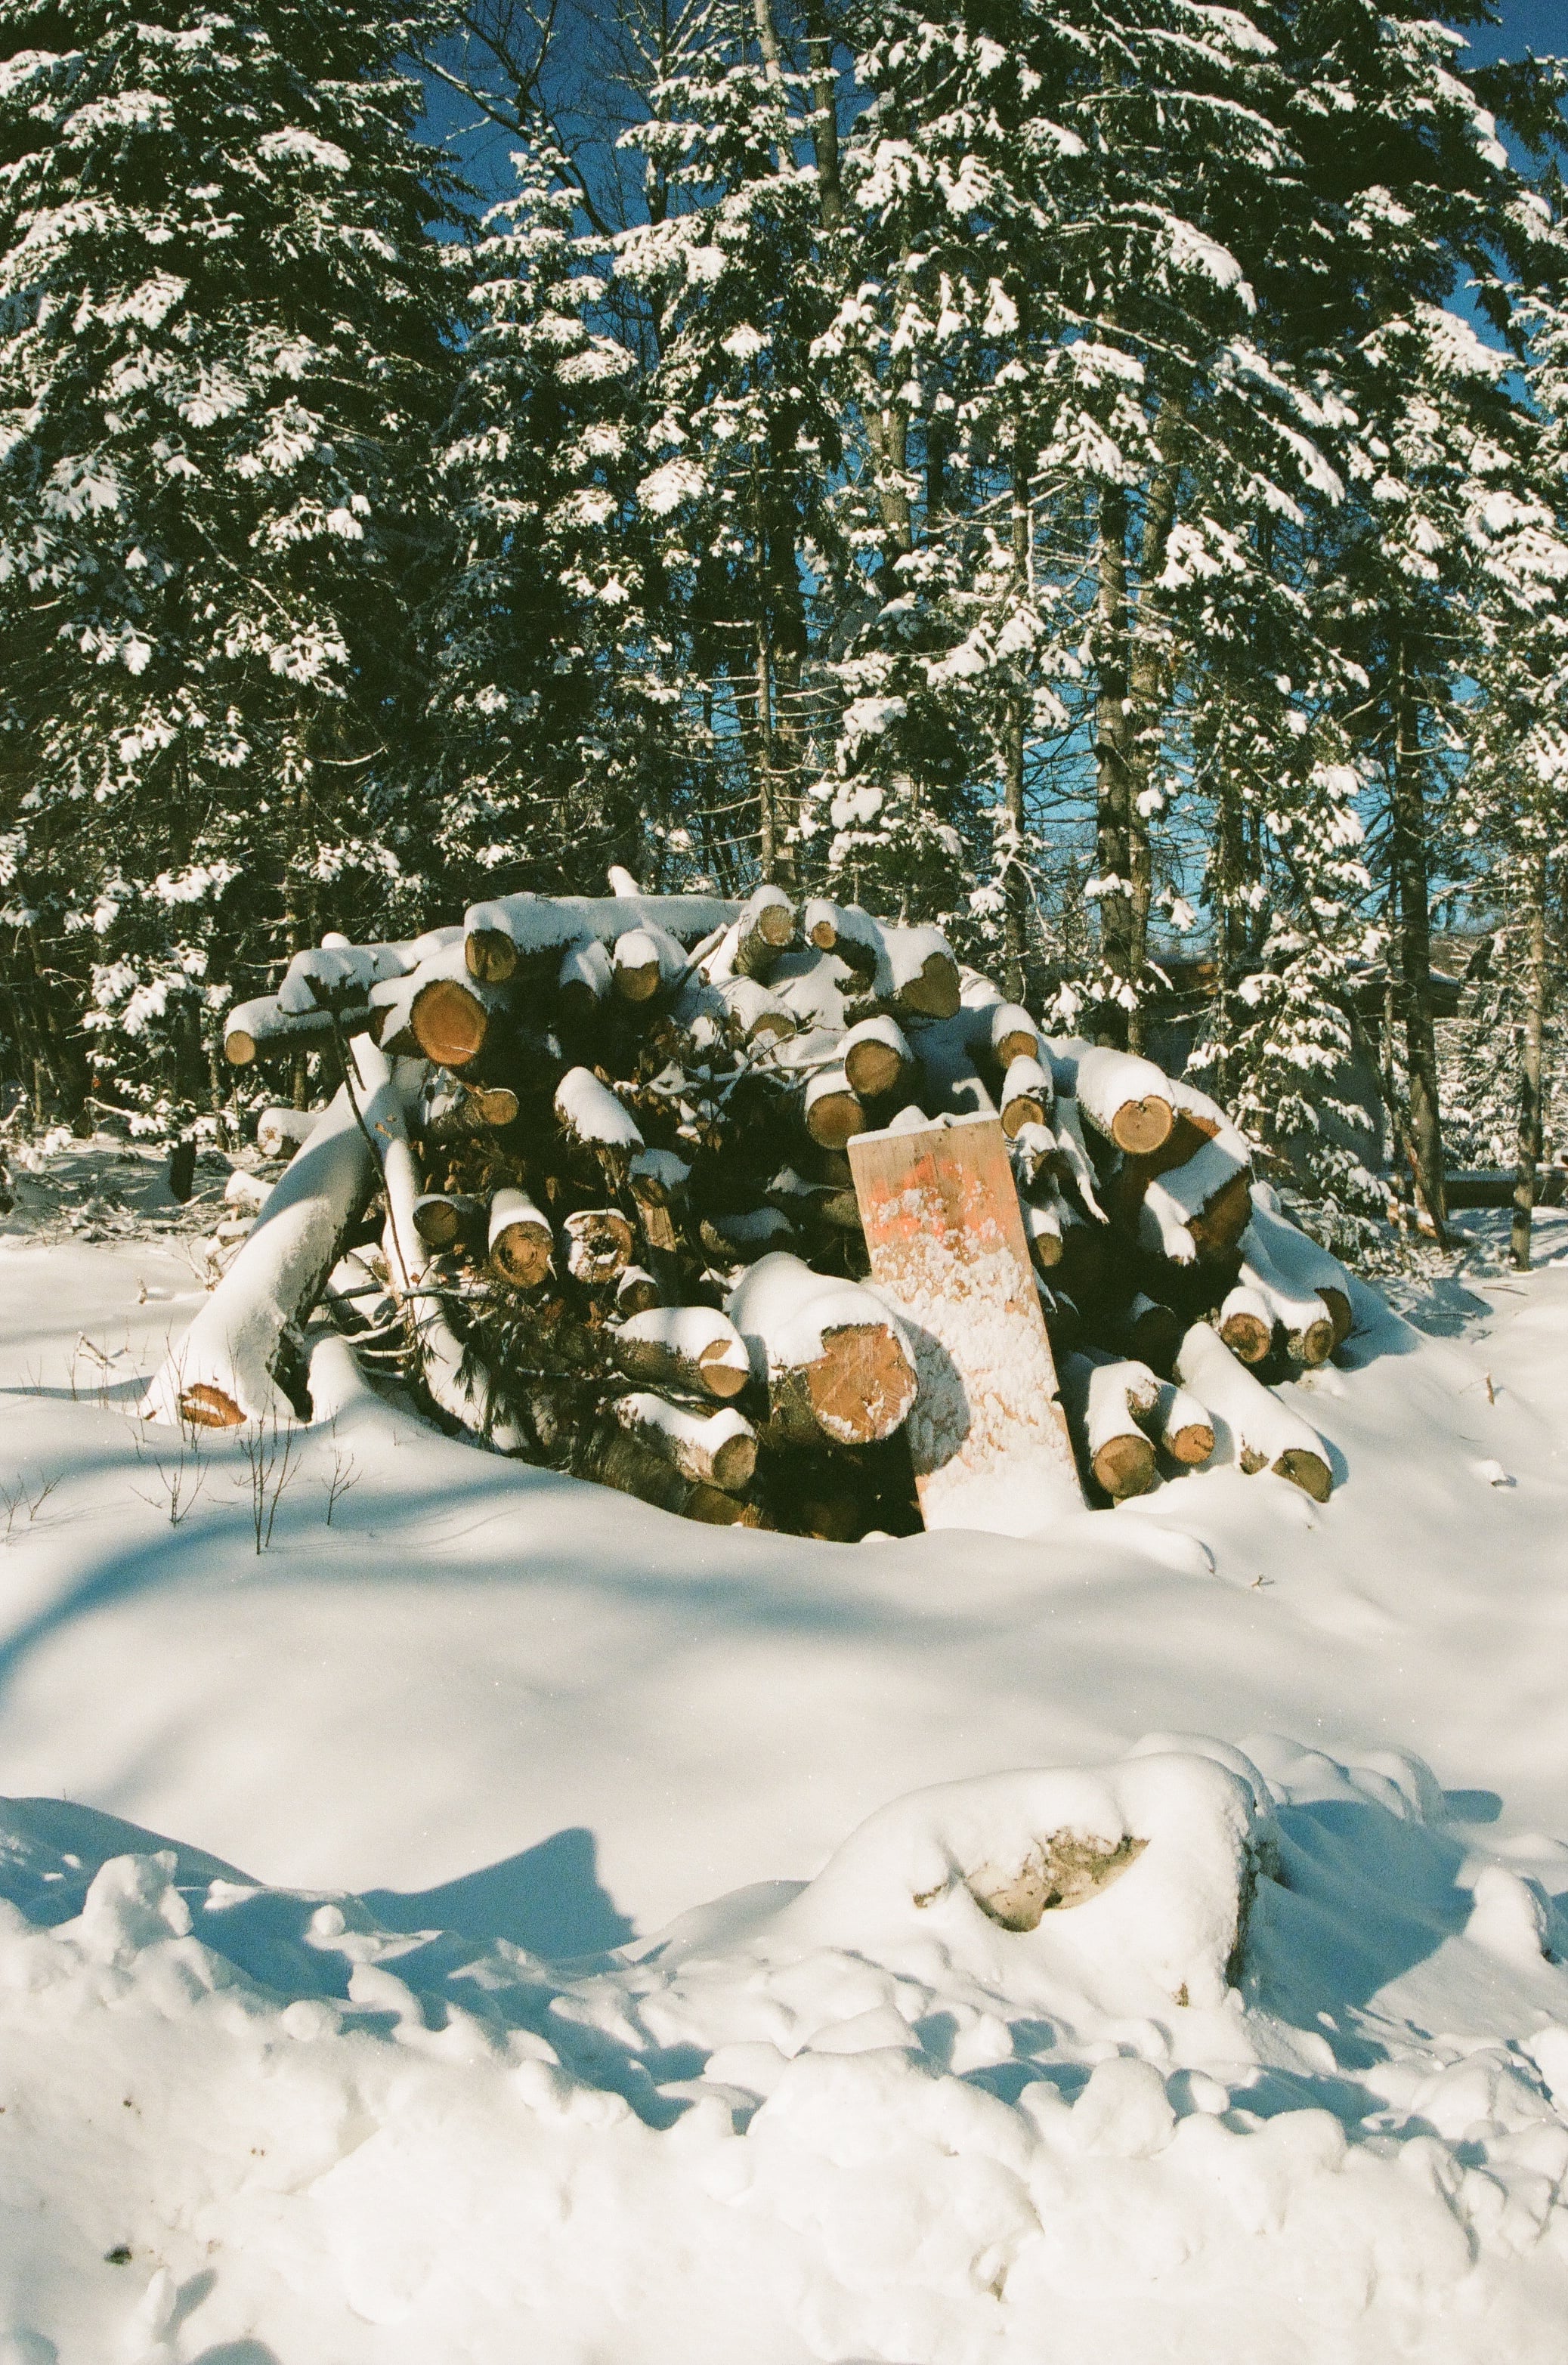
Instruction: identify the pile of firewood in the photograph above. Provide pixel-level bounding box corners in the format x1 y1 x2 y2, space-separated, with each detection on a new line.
144 873 1354 1536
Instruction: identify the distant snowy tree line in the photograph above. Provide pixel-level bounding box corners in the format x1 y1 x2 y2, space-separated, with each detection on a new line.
0 0 1566 1244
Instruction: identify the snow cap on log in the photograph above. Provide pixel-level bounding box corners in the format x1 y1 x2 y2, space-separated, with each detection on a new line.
611 1304 752 1400
1245 1190 1354 1347
989 1002 1039 1068
462 891 736 983
877 923 962 1020
1000 1054 1052 1139
1175 1321 1333 1500
1044 1039 1175 1157
803 1064 866 1149
256 1106 323 1159
555 1067 645 1155
726 1251 917 1447
142 1040 400 1427
1060 1352 1160 1500
840 1013 913 1102
224 994 347 1066
613 1393 759 1493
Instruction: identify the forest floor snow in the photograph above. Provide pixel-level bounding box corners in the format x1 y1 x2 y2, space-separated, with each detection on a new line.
0 1141 1566 2361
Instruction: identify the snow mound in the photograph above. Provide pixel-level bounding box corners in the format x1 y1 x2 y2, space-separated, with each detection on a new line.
2 1736 1566 2363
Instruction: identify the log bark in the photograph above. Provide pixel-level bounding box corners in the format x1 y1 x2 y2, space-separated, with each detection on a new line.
613 1393 759 1492
610 1305 752 1399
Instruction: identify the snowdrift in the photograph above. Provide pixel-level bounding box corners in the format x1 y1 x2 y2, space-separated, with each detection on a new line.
0 1735 1565 2363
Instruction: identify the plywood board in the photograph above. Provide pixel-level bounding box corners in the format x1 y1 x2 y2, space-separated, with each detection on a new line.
849 1112 1084 1536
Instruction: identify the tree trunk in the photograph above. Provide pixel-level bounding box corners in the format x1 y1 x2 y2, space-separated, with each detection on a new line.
1094 487 1134 1043
1003 428 1032 1001
1123 413 1183 1055
1390 643 1446 1238
1511 843 1548 1271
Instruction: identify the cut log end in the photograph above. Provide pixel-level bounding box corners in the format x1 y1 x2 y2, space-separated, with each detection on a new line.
614 961 661 1004
1109 1095 1175 1157
806 1322 917 1446
1319 1286 1353 1348
806 1087 866 1152
993 1025 1037 1068
465 928 518 985
180 1383 246 1430
411 978 490 1067
897 953 962 1021
809 917 838 951
1273 1447 1332 1502
843 1040 906 1102
1001 1093 1047 1141
1289 1319 1336 1368
1092 1432 1157 1501
224 1031 257 1068
697 1341 749 1400
1165 1421 1216 1467
1220 1310 1273 1365
491 1223 552 1289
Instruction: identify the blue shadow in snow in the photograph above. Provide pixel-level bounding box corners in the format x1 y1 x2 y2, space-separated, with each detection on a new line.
363 1824 635 1958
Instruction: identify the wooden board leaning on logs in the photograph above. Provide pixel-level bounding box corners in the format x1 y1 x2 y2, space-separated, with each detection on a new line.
155 874 1356 1535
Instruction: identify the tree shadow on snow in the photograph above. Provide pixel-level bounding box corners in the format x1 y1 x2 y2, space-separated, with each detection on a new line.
363 1825 635 1957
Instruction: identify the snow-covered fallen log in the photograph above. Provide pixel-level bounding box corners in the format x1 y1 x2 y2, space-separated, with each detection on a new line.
1175 1322 1333 1501
143 1040 416 1427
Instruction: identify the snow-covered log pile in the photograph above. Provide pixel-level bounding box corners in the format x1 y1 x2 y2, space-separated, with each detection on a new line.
149 880 1355 1533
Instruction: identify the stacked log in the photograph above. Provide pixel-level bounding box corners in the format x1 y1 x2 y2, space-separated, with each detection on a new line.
150 877 1358 1533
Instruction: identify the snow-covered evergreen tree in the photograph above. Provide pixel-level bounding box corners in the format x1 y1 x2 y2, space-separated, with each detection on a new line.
0 0 456 1127
421 145 652 904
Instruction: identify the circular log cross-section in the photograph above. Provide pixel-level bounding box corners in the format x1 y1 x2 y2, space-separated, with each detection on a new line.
805 1322 917 1446
1164 1417 1216 1467
414 1194 465 1251
465 928 518 985
1109 1094 1176 1158
612 929 663 1004
1219 1302 1273 1365
1287 1312 1336 1369
843 1037 905 1102
804 1068 866 1152
491 1211 552 1289
1092 1431 1156 1501
564 1207 636 1285
224 1027 258 1068
1318 1286 1353 1348
410 978 491 1068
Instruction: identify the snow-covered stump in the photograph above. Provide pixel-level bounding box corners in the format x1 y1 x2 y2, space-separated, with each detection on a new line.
142 1046 401 1428
1175 1322 1334 1501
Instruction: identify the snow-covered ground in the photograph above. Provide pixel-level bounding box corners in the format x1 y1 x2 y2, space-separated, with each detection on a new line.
0 1142 1566 2361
